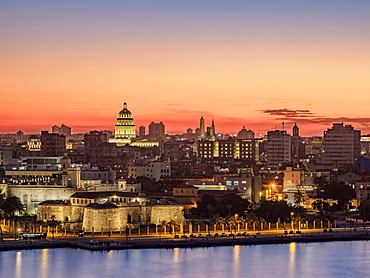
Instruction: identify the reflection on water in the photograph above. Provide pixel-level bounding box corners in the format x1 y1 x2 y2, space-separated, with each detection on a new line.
289 242 296 277
232 245 240 277
40 249 49 278
15 251 22 278
1 241 370 278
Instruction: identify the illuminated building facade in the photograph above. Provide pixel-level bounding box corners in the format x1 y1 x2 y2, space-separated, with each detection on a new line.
323 123 361 166
109 102 158 147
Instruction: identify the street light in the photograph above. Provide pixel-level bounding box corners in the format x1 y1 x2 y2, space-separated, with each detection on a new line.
291 212 294 231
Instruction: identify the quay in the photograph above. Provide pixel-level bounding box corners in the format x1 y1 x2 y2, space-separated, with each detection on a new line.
1 229 369 252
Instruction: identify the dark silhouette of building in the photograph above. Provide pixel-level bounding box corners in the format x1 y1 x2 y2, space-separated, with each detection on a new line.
149 122 165 139
40 131 66 156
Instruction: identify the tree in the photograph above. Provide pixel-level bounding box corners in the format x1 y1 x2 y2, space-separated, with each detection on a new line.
359 200 370 222
136 176 160 192
213 194 251 218
321 181 355 212
255 200 291 222
0 196 24 218
294 189 305 208
0 167 5 178
196 194 217 218
246 212 265 231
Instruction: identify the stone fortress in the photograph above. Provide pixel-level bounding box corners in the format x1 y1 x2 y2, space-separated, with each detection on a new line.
38 191 184 233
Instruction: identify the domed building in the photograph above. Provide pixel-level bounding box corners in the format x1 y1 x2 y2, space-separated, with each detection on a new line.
109 102 159 147
114 102 136 142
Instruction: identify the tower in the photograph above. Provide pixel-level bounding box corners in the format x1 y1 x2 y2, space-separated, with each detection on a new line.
199 117 205 138
293 123 299 137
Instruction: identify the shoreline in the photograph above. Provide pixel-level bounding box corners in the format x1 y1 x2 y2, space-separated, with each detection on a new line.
1 231 369 252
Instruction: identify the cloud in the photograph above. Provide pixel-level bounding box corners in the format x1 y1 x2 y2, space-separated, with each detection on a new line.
261 108 370 128
261 108 316 118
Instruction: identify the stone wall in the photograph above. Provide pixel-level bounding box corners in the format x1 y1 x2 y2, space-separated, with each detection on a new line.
39 202 184 232
38 204 84 224
149 205 184 225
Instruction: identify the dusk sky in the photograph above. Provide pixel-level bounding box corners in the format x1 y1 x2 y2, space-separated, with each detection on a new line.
1 0 370 136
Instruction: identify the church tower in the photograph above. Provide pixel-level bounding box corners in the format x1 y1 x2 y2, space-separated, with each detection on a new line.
293 122 299 137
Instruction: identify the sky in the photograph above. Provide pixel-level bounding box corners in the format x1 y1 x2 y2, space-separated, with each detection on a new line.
1 0 370 137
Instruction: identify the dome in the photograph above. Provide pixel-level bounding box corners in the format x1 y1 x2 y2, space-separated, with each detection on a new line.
117 102 133 119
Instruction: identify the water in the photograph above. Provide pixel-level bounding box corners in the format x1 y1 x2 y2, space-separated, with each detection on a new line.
1 241 370 278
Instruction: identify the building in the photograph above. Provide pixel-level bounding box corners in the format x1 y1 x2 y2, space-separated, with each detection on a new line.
172 184 198 211
109 102 158 147
139 126 146 137
40 131 66 157
323 123 361 166
16 130 24 143
237 127 254 139
84 131 117 164
266 130 291 169
52 124 72 137
38 191 184 232
148 122 165 139
291 123 304 160
109 102 137 146
0 144 14 166
128 160 171 181
282 167 304 190
197 139 255 160
27 135 41 152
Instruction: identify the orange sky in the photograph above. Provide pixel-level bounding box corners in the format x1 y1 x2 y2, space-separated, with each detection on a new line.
1 1 370 136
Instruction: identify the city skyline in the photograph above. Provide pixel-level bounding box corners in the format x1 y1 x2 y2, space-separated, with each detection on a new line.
1 1 370 136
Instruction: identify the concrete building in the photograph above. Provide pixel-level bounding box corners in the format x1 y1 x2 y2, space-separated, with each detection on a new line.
323 123 361 166
40 131 66 157
148 122 165 139
0 144 14 166
282 167 304 190
52 124 72 137
266 130 291 169
27 135 41 152
237 127 254 139
128 160 171 181
197 139 255 160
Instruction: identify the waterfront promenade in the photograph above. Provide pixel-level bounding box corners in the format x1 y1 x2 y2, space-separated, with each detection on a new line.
1 228 369 252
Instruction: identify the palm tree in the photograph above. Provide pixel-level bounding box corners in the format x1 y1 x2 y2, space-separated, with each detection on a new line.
246 213 265 231
207 204 213 219
294 189 305 208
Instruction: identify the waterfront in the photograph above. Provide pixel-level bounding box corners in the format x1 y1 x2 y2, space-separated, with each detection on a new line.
1 241 369 278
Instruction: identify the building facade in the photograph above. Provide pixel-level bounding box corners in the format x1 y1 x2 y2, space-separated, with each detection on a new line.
323 123 361 166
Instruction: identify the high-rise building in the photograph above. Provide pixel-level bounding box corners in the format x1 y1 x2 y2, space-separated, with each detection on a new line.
323 123 361 166
52 124 71 137
16 130 24 143
266 130 291 169
237 126 254 139
148 122 165 139
139 126 146 136
40 131 66 156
